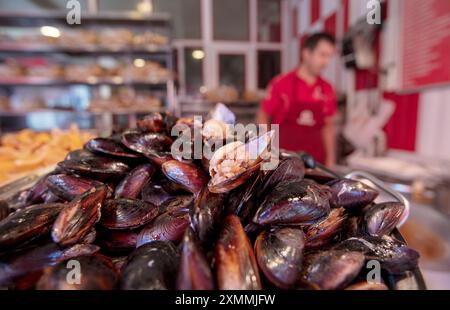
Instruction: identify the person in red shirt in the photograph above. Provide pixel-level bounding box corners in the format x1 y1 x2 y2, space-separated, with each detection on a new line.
257 32 337 167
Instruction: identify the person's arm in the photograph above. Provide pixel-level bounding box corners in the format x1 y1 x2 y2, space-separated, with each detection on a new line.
322 116 336 168
256 109 271 127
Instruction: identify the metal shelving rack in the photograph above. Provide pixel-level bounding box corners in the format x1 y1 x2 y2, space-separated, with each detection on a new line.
0 10 177 133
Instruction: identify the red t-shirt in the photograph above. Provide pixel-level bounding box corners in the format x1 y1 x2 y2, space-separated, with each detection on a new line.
262 70 337 124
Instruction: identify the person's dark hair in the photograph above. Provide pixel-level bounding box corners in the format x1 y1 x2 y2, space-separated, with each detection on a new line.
302 32 336 50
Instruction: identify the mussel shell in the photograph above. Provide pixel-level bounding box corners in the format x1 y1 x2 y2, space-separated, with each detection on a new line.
253 180 330 226
0 201 10 221
114 164 156 199
363 202 404 237
101 199 159 230
328 178 379 209
0 203 65 249
208 164 260 194
177 228 214 290
160 195 194 214
121 131 173 155
255 227 305 288
226 173 261 219
120 241 179 290
96 229 140 252
65 149 95 161
305 207 347 249
145 151 174 166
36 255 118 290
334 236 420 275
42 190 64 203
46 174 102 201
301 250 365 290
0 243 99 286
215 215 261 290
58 157 130 181
14 176 49 208
141 181 173 206
190 188 225 244
161 160 209 196
81 229 97 244
345 281 388 290
137 113 165 133
52 186 107 246
136 210 190 246
85 137 141 159
259 157 305 197
304 168 336 184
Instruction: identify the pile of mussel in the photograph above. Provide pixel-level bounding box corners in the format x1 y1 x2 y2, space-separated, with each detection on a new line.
0 112 419 290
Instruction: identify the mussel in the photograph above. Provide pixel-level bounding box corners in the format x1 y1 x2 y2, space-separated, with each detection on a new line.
208 131 273 194
84 137 141 159
328 179 378 209
114 164 155 199
46 174 102 201
137 112 165 133
215 215 261 290
136 210 190 246
334 236 420 275
177 228 214 290
0 203 65 249
0 243 99 286
253 180 330 226
363 202 404 237
65 149 94 161
121 131 173 155
190 188 225 244
0 201 10 221
141 181 174 206
161 160 208 196
305 207 347 249
58 156 130 181
97 229 140 252
52 186 107 246
255 227 305 288
120 241 179 290
36 255 118 290
301 250 365 290
100 199 159 230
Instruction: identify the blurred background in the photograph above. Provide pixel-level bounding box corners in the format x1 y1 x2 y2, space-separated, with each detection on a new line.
0 0 449 288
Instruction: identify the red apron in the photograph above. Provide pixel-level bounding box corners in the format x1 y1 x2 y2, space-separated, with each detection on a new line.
278 78 326 164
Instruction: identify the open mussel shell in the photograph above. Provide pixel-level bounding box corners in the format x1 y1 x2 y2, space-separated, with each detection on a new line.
120 241 179 290
334 236 420 275
114 164 156 199
208 131 273 194
161 160 209 197
101 199 159 230
0 203 65 250
0 243 99 286
305 207 347 249
121 130 173 155
58 156 130 181
301 250 365 290
136 210 190 246
52 186 107 247
215 215 261 290
177 228 214 290
190 188 225 244
328 178 379 209
363 202 405 237
84 137 141 159
46 174 102 201
253 180 330 226
255 227 305 289
36 255 118 290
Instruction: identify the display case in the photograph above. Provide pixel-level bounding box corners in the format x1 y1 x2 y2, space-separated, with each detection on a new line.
0 11 176 133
